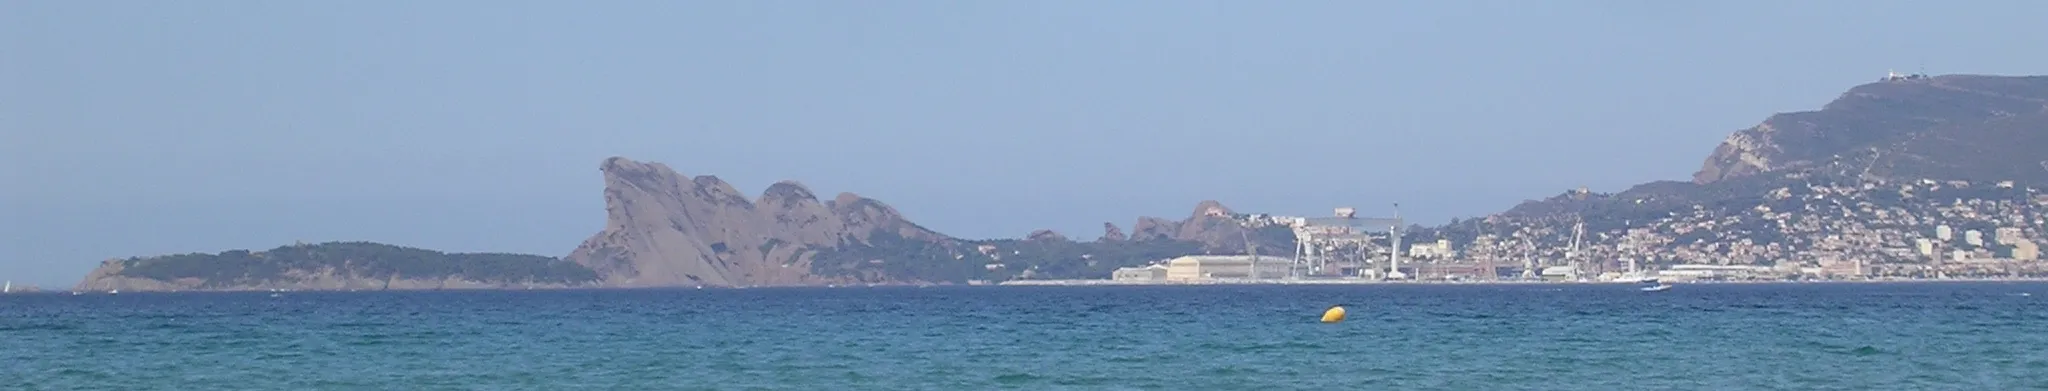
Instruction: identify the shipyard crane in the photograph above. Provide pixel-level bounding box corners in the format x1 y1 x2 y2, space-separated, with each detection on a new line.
1520 237 1539 280
1287 206 1403 279
1565 215 1586 280
1387 203 1406 280
1239 220 1262 280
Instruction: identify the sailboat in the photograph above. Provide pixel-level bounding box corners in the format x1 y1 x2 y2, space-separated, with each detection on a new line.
2 280 10 294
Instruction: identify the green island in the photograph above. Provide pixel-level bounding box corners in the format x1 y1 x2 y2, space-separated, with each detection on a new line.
114 241 599 288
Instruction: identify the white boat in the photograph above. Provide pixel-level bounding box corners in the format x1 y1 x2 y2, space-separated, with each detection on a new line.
1613 272 1659 284
1640 284 1673 292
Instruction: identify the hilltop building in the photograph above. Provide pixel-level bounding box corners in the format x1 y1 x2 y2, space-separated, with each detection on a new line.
1879 70 1929 82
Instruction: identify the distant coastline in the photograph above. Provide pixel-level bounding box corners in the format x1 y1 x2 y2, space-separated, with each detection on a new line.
997 276 2048 287
20 275 2048 295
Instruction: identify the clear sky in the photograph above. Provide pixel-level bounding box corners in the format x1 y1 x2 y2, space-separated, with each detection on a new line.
4 1 2046 287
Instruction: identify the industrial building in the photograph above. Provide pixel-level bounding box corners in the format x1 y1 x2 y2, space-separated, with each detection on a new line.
1162 255 1293 282
1110 265 1169 282
1654 264 1777 281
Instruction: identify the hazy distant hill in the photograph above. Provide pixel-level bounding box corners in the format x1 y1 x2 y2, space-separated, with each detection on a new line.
1493 74 2048 223
1694 74 2048 185
1421 74 2048 272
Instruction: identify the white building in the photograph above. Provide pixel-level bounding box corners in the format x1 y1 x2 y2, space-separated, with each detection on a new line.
1656 264 1776 281
1996 227 2024 245
1407 239 1455 259
1111 264 1169 282
2012 242 2040 261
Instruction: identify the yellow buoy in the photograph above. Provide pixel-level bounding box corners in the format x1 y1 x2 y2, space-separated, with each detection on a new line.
1320 305 1347 323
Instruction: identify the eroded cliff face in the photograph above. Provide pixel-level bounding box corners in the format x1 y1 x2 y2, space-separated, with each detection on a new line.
1694 75 2048 184
565 157 948 287
1118 200 1256 252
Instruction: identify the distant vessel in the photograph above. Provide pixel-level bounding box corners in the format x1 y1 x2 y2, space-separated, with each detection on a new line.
1640 284 1673 292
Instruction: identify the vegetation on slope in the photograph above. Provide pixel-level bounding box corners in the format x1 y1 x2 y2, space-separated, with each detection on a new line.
115 241 599 287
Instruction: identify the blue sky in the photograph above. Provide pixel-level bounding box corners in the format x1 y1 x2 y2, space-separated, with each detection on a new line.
5 1 2046 287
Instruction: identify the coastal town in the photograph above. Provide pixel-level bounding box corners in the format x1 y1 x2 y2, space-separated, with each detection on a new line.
1023 173 2048 286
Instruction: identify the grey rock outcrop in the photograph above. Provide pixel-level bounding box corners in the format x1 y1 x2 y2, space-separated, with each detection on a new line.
564 157 948 287
1130 217 1180 241
1027 229 1068 242
1100 222 1127 242
1118 200 1259 251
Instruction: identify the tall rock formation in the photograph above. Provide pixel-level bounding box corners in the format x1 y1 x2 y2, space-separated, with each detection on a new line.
1694 74 2048 185
565 157 949 287
1129 217 1180 241
1121 200 1264 252
1100 222 1127 242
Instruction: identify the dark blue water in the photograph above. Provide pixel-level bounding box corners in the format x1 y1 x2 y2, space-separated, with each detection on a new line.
5 283 2047 390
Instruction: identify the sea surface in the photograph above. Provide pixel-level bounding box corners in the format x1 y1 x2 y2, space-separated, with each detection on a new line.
5 282 2048 390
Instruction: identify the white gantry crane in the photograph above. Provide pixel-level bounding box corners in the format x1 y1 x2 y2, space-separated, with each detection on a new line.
1282 205 1405 279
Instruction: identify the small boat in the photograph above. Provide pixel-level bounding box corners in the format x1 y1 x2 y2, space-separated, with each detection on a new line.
1640 284 1673 292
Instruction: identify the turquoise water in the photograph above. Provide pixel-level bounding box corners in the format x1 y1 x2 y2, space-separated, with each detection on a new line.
5 283 2047 390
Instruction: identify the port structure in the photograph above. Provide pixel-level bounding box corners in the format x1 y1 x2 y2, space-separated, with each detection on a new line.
1284 206 1404 279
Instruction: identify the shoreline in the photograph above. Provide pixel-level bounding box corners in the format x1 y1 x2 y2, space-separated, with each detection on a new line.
995 277 2048 286
24 276 2048 294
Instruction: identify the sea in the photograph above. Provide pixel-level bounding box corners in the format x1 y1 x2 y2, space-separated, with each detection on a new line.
4 282 2047 390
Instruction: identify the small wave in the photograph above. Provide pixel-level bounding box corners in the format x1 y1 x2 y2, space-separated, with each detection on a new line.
1849 346 1888 356
992 372 1045 384
1193 341 1321 352
1804 339 1892 356
1050 376 1117 386
0 323 79 332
